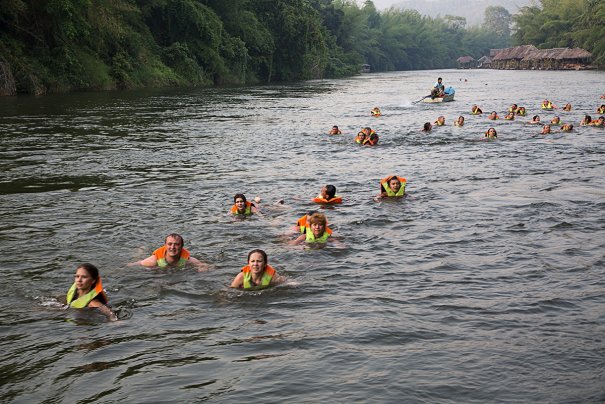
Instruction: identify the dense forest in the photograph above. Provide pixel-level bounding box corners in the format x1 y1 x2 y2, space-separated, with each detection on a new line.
0 0 602 95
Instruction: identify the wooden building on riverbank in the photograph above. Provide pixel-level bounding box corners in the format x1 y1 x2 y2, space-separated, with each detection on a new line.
489 45 592 70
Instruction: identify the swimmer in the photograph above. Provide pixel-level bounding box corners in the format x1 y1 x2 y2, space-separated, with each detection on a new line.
529 115 542 125
471 105 483 115
230 249 285 290
65 263 117 321
551 116 561 125
485 127 497 139
541 99 556 109
422 122 433 132
377 175 406 198
356 127 378 145
313 185 342 204
541 124 551 134
592 116 605 127
516 106 527 116
504 112 515 120
434 115 446 126
508 103 518 113
580 115 592 126
129 233 209 271
289 213 331 245
562 103 572 111
293 210 333 235
371 107 382 117
560 123 574 132
597 105 605 114
454 116 465 127
328 125 342 135
488 111 499 120
230 193 259 216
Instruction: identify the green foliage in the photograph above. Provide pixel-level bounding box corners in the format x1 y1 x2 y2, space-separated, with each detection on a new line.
0 0 523 94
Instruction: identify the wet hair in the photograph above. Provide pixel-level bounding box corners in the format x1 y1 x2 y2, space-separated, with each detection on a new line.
332 125 339 130
325 185 336 199
532 115 540 121
165 233 184 246
423 122 432 131
76 263 99 283
247 249 267 264
308 212 327 227
233 193 246 203
485 127 497 137
582 115 591 123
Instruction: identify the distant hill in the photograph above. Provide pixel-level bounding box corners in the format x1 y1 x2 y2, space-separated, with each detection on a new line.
391 0 535 26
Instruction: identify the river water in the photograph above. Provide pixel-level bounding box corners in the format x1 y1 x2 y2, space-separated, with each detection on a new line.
1 69 604 402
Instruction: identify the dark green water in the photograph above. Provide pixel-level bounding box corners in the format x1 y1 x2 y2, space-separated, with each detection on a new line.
0 69 604 402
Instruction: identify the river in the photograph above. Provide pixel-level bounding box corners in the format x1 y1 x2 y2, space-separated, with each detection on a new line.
0 69 604 403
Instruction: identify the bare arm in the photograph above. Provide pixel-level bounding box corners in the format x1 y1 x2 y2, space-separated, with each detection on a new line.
271 273 286 286
88 300 118 321
128 255 158 267
189 257 210 272
230 272 244 288
288 234 306 245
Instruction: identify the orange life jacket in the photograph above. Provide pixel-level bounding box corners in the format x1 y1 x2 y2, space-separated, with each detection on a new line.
296 215 333 234
230 201 255 215
312 195 342 204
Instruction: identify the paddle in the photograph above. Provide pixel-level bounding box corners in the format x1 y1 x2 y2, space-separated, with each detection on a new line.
413 95 431 104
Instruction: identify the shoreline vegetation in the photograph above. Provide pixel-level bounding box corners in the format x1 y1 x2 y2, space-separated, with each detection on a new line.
0 0 602 96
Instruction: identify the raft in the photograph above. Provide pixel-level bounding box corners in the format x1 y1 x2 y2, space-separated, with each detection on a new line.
423 86 455 103
423 94 455 103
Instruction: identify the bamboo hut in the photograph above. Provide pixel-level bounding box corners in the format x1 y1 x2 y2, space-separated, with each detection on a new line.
456 56 476 69
521 48 592 70
477 56 492 69
491 45 539 69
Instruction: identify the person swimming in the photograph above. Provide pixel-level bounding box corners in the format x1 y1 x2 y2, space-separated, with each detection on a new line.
541 124 551 134
290 213 332 245
516 106 527 116
454 116 465 127
65 263 117 321
230 193 259 216
504 112 515 120
488 111 499 120
328 125 342 135
529 115 542 125
230 249 285 290
485 127 497 139
313 185 342 204
377 175 406 198
434 116 446 126
422 122 433 132
371 107 382 117
471 105 483 115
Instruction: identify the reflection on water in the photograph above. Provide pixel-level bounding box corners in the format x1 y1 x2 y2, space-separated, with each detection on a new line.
0 69 604 402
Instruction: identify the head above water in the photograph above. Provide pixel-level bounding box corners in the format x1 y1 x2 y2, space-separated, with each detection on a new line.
323 185 336 199
76 263 100 282
247 249 267 265
165 233 184 247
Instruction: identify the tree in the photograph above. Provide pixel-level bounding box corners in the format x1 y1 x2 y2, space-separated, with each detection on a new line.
484 6 511 41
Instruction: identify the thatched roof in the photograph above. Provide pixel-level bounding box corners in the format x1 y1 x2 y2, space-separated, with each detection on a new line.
492 45 539 61
457 56 475 63
521 47 592 61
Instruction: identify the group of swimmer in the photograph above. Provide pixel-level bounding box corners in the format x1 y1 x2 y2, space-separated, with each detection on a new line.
65 176 408 321
63 80 604 321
